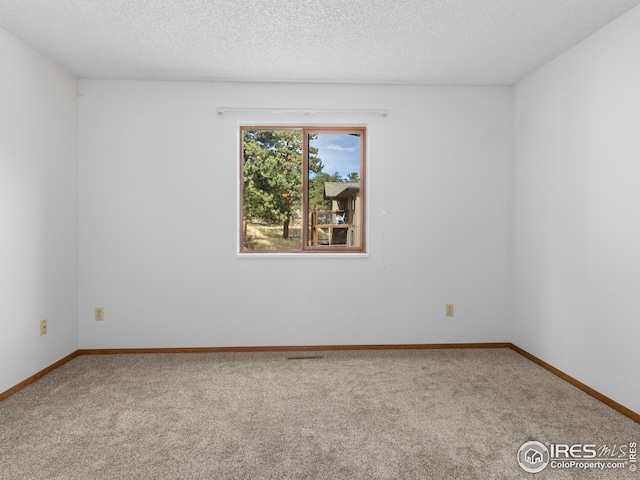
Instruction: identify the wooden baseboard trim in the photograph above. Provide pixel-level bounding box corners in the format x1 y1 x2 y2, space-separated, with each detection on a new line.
510 344 640 424
76 342 511 355
1 343 508 401
4 343 638 425
0 350 79 401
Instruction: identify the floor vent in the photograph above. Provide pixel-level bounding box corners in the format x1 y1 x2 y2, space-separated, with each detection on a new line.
286 355 324 360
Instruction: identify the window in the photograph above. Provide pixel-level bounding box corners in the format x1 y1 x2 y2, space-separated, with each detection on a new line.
240 126 366 253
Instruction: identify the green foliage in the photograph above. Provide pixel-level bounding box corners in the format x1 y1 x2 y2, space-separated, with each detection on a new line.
242 129 322 235
346 171 360 182
308 172 339 211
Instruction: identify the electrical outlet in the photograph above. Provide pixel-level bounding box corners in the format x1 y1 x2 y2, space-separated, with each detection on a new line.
446 304 454 317
40 319 47 335
95 307 104 321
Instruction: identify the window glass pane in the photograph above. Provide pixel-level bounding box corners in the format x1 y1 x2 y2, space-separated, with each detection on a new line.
307 133 362 248
242 129 303 251
240 126 365 253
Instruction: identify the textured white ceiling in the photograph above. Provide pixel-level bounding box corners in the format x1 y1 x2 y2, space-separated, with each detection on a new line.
1 0 639 85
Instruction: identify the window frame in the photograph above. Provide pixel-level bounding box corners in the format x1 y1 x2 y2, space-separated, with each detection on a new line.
239 125 367 255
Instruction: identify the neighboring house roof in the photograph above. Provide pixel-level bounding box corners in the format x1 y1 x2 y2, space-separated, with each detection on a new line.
324 182 360 199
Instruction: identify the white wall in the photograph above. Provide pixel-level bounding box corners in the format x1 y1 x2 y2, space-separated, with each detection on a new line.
78 81 512 348
3 3 638 417
0 27 78 394
513 5 640 414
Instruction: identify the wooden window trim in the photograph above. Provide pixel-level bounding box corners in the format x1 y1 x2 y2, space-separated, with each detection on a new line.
239 125 366 254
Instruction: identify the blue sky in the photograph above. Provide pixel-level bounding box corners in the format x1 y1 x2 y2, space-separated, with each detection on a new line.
310 133 361 180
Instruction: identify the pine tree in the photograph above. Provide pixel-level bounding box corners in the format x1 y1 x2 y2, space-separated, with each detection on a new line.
242 130 322 239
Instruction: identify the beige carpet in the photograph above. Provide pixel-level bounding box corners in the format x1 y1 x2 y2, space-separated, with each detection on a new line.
1 348 638 479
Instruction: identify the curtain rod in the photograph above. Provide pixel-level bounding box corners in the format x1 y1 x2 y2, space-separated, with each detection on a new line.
217 107 388 117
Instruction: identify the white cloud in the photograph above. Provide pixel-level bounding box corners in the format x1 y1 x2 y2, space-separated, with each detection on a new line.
326 144 357 152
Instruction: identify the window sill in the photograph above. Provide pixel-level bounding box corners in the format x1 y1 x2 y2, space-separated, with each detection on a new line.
236 252 369 259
